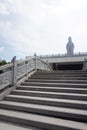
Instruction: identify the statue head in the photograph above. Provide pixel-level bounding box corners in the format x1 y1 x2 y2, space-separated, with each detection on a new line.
68 36 72 42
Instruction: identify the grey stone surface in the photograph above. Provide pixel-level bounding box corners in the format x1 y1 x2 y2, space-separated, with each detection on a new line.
21 82 87 87
0 121 38 130
0 100 87 115
0 70 87 129
0 109 87 130
13 86 87 94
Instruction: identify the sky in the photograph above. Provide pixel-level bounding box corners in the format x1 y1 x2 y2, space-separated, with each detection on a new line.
0 0 87 61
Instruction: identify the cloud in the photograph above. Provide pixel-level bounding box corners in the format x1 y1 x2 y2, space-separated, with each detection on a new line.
0 0 87 60
16 52 26 58
0 2 9 15
0 47 4 52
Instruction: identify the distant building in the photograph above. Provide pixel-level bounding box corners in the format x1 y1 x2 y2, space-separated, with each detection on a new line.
40 37 87 70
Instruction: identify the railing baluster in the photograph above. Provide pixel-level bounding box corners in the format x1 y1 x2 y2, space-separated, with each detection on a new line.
0 56 52 91
11 56 17 85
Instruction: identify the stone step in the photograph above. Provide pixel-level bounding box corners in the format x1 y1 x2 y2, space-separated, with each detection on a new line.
0 101 87 123
5 95 87 110
0 109 87 130
32 75 87 79
29 77 87 80
34 71 87 76
26 79 87 83
0 70 87 130
35 71 87 74
21 82 87 88
17 86 87 94
0 121 36 130
12 90 87 101
33 71 87 75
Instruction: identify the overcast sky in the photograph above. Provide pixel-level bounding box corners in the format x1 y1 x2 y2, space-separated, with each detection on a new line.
0 0 87 61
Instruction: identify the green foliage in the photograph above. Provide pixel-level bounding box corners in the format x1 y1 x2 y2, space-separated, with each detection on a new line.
0 60 8 66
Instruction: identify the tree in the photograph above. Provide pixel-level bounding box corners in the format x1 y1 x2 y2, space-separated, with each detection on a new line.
0 60 8 66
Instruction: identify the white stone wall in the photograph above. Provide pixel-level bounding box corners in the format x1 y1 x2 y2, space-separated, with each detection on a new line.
41 55 87 63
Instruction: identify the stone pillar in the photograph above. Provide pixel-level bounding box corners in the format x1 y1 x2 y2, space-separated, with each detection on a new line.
34 53 37 70
82 58 87 71
11 56 17 85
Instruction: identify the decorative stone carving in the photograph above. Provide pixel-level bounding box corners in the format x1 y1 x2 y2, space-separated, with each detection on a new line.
0 56 51 91
11 56 16 63
66 37 74 55
0 71 12 90
11 56 17 85
17 64 26 79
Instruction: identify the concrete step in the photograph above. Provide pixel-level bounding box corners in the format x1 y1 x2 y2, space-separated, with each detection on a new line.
0 109 87 130
28 77 87 80
12 90 87 101
0 101 87 123
32 74 87 78
21 82 87 88
17 86 87 94
33 72 87 76
0 121 37 130
0 70 87 130
26 79 87 83
35 71 87 74
4 95 87 110
33 71 87 76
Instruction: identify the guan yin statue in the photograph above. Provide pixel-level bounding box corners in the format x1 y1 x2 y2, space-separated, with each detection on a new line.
66 37 74 55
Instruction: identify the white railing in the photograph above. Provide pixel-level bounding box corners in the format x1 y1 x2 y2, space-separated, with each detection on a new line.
40 52 87 59
0 56 52 91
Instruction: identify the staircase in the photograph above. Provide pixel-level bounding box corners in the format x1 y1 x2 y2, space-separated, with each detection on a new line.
0 70 87 130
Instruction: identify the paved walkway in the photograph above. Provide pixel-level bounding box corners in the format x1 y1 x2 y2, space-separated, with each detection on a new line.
0 121 39 130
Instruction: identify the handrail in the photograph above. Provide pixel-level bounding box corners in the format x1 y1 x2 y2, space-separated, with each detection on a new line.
17 56 34 64
0 56 52 91
0 63 13 71
40 52 87 59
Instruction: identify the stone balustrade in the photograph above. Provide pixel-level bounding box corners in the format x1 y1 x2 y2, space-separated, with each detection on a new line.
0 56 52 91
40 52 87 59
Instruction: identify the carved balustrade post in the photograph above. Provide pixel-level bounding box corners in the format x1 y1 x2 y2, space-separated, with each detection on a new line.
11 56 17 85
83 58 87 71
34 53 37 70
